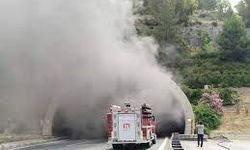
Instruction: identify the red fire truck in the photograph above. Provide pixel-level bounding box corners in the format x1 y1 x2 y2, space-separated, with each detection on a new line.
106 103 157 149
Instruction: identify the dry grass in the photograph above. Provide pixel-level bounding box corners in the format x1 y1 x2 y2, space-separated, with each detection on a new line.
214 88 250 132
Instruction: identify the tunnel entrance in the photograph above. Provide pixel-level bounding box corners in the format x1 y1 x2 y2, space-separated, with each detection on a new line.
52 107 106 139
156 114 185 137
52 108 74 138
52 107 186 139
52 108 93 139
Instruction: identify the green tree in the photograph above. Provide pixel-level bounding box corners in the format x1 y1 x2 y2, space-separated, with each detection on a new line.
217 14 248 61
137 0 197 45
236 0 250 27
245 0 250 27
201 31 212 52
176 0 198 26
217 0 233 20
198 0 217 10
236 0 247 18
154 0 179 45
135 0 197 68
138 0 179 45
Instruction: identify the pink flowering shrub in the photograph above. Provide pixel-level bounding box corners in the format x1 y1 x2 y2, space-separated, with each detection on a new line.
210 93 223 116
199 92 223 116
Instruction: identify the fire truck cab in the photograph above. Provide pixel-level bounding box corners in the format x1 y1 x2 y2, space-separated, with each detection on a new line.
106 103 157 149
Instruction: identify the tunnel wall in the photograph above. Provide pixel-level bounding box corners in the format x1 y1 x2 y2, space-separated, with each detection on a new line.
174 85 195 134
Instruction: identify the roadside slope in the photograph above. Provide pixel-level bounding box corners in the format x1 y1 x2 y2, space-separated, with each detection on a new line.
212 87 250 139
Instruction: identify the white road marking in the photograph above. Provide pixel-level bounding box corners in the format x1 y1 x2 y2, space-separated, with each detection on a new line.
65 141 89 147
157 138 168 150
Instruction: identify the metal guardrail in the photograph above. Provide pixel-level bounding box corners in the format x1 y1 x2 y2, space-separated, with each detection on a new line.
217 141 231 150
213 135 232 150
170 133 184 150
169 133 233 150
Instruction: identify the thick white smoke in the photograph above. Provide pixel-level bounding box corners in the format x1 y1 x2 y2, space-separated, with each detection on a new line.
0 0 186 137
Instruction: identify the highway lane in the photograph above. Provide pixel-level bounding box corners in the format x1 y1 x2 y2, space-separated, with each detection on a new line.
15 138 169 150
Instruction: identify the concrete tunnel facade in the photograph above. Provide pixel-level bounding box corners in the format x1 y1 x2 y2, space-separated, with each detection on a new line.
41 85 195 137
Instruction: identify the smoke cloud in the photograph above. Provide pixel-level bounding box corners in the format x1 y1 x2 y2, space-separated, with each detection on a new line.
0 0 186 138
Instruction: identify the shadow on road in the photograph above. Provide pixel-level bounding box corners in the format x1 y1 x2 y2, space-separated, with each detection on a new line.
109 144 153 150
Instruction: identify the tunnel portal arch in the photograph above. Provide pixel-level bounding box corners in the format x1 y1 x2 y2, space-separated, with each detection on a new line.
42 85 195 137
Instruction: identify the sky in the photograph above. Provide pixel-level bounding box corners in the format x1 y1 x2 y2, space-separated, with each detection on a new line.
229 0 241 7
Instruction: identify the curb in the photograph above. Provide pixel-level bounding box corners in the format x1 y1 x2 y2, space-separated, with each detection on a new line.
0 137 62 150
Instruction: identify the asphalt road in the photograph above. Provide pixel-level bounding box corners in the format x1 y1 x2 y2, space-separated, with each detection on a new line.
15 138 168 150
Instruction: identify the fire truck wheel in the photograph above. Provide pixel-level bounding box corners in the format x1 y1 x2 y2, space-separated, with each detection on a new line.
152 138 156 144
112 144 123 149
144 141 151 148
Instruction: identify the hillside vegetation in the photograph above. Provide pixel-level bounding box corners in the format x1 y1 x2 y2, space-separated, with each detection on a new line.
247 28 250 37
135 0 250 134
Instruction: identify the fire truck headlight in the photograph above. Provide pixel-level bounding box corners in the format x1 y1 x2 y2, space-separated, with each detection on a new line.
140 130 143 140
111 131 114 138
